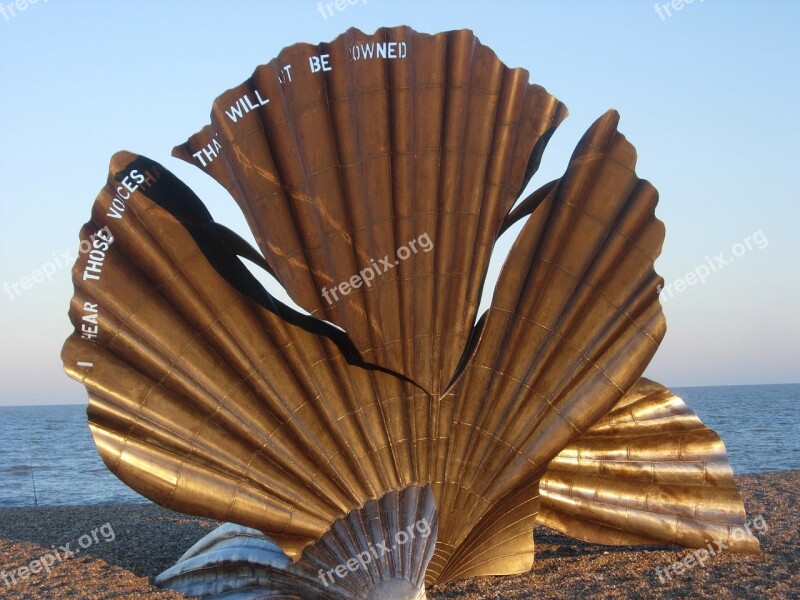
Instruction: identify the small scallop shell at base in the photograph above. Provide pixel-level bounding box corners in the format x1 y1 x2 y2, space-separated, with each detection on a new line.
155 485 437 599
61 26 758 599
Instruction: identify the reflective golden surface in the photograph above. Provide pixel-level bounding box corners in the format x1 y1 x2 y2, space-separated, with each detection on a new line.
539 378 759 552
62 27 757 597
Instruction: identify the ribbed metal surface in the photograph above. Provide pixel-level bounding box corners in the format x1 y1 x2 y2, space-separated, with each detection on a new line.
63 154 416 558
155 523 305 599
296 484 437 598
423 109 668 583
156 486 436 599
60 27 757 597
173 26 567 396
537 378 760 552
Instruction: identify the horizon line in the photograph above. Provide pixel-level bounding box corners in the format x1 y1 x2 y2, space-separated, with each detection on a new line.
1 381 799 408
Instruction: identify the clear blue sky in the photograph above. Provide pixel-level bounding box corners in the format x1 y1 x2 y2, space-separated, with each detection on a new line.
1 0 798 405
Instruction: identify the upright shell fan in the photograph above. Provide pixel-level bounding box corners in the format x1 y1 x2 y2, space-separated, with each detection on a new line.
173 26 567 397
62 27 759 600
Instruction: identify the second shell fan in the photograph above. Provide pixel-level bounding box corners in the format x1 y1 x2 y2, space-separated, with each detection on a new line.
62 26 758 600
173 26 568 396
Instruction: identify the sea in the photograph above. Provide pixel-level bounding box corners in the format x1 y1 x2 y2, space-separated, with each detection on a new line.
0 384 798 508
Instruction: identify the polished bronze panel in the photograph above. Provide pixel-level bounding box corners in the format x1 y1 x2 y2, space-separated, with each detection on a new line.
173 27 568 396
61 27 757 598
538 378 759 552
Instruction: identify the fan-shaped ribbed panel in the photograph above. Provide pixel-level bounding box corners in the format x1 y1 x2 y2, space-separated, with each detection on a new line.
62 152 427 559
294 484 437 599
173 26 568 395
537 378 760 552
156 486 437 599
424 110 667 584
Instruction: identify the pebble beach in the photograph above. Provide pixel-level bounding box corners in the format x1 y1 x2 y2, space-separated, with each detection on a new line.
0 471 797 599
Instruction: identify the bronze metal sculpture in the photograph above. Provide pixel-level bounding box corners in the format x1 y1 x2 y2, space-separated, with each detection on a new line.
61 27 758 599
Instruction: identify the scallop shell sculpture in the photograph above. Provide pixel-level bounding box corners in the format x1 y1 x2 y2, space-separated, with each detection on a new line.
61 26 759 599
